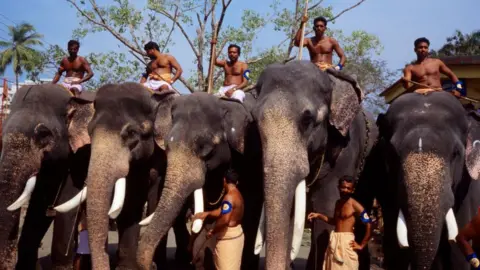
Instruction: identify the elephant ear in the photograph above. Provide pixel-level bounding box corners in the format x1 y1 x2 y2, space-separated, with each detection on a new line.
66 92 96 153
326 69 364 137
151 90 179 149
220 99 252 154
465 112 480 180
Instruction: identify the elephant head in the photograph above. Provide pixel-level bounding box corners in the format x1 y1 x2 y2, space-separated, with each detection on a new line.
0 84 94 269
377 92 480 269
251 60 363 269
54 83 178 269
136 92 256 268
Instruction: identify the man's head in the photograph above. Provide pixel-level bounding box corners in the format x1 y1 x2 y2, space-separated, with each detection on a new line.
227 44 241 62
338 175 355 199
144 41 160 59
67 40 80 58
313 16 328 36
414 37 430 59
224 169 239 186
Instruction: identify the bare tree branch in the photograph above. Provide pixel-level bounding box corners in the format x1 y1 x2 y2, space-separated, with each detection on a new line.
328 0 367 21
67 0 145 56
160 5 179 52
308 0 324 11
129 50 147 65
178 76 195 93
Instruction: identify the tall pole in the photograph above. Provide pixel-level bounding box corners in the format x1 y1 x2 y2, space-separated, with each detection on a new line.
207 27 218 94
297 0 310 60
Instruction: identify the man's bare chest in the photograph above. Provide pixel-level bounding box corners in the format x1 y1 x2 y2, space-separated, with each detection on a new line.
225 64 242 75
411 63 440 78
310 39 333 54
64 59 84 71
151 59 170 69
335 204 355 220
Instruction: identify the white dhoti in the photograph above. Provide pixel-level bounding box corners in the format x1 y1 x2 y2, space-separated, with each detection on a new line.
215 84 245 103
61 77 83 92
143 79 173 91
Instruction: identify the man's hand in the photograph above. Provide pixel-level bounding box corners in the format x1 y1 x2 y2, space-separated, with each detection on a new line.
210 39 217 45
225 88 236 97
301 15 308 24
334 64 343 71
307 213 320 222
467 253 480 268
206 229 214 239
350 241 364 251
451 90 461 98
192 212 208 221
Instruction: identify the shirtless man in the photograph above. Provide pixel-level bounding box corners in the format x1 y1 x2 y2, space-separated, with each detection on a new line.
212 43 249 103
308 176 372 269
52 40 94 96
402 37 464 96
294 16 346 71
140 41 182 91
192 170 245 270
456 208 480 269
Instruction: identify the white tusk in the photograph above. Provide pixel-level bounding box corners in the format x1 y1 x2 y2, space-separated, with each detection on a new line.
191 188 204 234
108 178 126 219
139 213 154 226
254 204 266 255
397 209 409 248
7 176 37 211
291 179 306 261
54 186 88 213
445 208 458 242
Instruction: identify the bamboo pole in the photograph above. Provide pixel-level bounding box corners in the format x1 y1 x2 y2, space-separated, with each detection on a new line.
297 0 310 60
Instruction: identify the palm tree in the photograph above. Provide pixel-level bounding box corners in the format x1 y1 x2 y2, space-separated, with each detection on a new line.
0 22 43 90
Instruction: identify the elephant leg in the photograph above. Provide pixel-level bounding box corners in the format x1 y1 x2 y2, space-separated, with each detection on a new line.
382 209 410 270
239 183 262 270
173 199 193 264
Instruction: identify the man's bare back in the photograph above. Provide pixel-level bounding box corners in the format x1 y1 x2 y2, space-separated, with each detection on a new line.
222 186 244 227
456 208 480 268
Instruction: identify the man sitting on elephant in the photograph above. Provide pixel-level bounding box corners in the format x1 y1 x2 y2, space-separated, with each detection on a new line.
402 37 464 96
52 40 94 96
141 41 183 91
294 15 346 71
192 170 245 270
456 207 480 269
211 42 249 103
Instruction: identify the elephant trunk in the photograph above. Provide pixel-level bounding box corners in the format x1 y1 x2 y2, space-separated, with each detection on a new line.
0 134 42 269
400 152 454 269
86 129 130 270
137 145 205 269
259 107 309 270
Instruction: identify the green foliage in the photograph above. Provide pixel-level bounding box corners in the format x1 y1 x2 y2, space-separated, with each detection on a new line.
430 30 480 57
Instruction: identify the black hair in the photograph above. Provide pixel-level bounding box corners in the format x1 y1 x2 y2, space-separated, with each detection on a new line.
338 175 356 186
228 44 241 55
313 16 328 27
414 37 430 48
225 169 240 184
144 41 160 51
68 40 80 48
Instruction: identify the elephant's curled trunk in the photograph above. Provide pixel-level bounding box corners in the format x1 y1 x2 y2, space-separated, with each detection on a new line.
137 145 205 269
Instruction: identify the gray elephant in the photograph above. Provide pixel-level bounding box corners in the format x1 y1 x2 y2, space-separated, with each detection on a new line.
364 91 480 269
249 60 377 269
136 91 264 270
56 83 196 269
0 84 94 269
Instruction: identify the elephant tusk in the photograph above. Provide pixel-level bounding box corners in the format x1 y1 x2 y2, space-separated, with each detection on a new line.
139 213 153 226
254 204 266 255
7 176 37 211
291 179 306 261
445 208 458 242
397 209 409 248
54 186 88 213
108 178 126 219
191 188 204 234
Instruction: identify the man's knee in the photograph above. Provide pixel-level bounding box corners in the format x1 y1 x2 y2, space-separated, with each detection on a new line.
232 90 245 102
160 84 170 91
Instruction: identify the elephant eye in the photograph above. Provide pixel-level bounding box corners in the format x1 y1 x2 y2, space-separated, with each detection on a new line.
300 109 315 131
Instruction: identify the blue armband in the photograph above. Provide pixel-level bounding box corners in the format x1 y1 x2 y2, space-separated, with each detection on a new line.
142 72 148 78
467 252 480 268
221 201 233 215
243 69 251 80
360 210 371 223
335 64 343 71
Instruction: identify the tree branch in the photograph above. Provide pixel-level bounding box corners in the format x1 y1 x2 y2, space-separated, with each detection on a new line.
160 5 179 52
67 0 144 55
328 0 367 21
308 0 324 11
178 76 195 93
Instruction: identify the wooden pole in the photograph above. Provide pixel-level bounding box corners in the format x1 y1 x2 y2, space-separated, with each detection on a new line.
297 0 310 60
207 27 218 94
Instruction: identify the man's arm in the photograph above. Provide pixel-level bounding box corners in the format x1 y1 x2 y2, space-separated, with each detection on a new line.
237 62 249 90
208 195 235 236
78 57 94 84
307 212 335 225
331 38 346 69
353 199 372 250
293 16 310 47
51 59 65 84
402 65 413 90
168 55 183 84
439 60 459 83
456 212 480 267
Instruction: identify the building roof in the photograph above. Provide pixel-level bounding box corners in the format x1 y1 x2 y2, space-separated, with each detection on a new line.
380 55 480 97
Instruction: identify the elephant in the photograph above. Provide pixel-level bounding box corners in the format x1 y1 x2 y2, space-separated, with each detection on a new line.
249 60 378 269
364 91 480 269
0 84 94 269
56 82 193 269
136 91 264 270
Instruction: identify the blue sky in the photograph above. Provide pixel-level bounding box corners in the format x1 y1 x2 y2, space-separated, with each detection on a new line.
0 0 479 93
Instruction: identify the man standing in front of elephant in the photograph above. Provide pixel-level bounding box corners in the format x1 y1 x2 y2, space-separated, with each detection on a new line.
192 170 245 270
308 176 372 270
456 208 480 269
402 37 464 97
294 15 346 71
211 42 249 103
52 40 94 96
141 41 183 91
